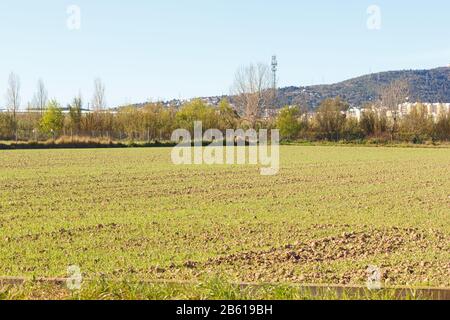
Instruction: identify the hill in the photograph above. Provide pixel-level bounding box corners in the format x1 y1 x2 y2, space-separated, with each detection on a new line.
277 67 450 109
127 67 450 110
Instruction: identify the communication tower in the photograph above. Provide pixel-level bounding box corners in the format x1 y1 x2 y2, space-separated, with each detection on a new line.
271 55 278 91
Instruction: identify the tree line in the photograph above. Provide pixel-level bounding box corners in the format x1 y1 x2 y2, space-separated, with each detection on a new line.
276 97 450 143
1 96 449 144
1 70 450 144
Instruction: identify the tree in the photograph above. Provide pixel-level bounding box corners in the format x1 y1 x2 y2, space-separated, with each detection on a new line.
380 80 409 140
0 113 15 140
360 109 377 137
434 110 450 141
158 107 177 141
276 106 302 140
116 106 143 140
232 63 273 128
359 104 388 138
40 100 64 138
92 78 106 111
314 97 349 141
360 107 388 137
217 99 238 131
5 72 21 128
176 99 218 133
399 103 434 143
32 78 48 114
343 117 364 141
141 103 166 142
68 94 83 134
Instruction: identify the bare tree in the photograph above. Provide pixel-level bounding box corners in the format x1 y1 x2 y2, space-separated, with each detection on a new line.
232 63 273 127
379 80 410 140
32 78 48 114
5 72 21 122
92 78 106 111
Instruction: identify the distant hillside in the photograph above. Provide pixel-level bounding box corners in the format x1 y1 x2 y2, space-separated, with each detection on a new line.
127 67 450 110
277 67 450 109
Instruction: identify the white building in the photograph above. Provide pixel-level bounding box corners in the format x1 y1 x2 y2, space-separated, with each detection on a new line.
346 108 362 121
398 102 450 119
360 102 450 121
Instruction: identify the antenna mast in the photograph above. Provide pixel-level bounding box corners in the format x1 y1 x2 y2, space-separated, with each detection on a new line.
271 55 278 91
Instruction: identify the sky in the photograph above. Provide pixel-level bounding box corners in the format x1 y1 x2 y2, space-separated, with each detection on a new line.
0 0 449 109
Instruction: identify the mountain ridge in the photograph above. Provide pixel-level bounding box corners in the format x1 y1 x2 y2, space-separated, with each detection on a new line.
129 67 450 110
277 67 450 109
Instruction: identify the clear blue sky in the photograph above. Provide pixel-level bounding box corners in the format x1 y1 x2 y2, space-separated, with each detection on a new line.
1 0 449 108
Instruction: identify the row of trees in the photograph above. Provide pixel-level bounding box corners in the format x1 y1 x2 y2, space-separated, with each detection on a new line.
2 73 107 139
3 73 107 114
0 98 237 142
1 96 449 143
276 98 450 143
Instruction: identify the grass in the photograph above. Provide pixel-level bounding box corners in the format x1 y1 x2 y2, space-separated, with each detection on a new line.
0 137 178 150
0 279 429 300
0 146 449 299
2 137 449 150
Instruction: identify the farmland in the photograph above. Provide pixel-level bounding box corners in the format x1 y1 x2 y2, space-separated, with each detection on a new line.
0 146 449 299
